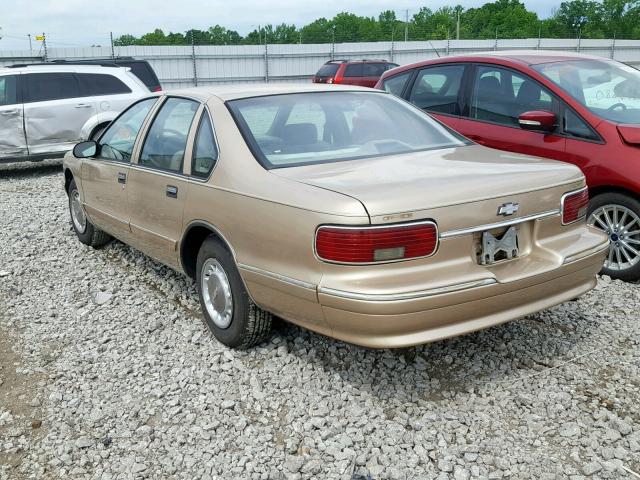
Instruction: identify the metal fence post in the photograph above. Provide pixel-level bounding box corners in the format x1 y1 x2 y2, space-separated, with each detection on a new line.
390 35 394 62
42 33 48 61
611 32 616 59
191 32 198 87
446 33 450 56
264 42 269 83
110 32 115 59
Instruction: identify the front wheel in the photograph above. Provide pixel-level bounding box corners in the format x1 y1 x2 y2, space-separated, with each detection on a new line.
196 236 272 348
68 179 112 248
587 192 640 281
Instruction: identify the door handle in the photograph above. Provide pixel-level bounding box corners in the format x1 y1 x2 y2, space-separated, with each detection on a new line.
75 103 92 109
117 172 126 184
0 109 18 115
166 185 178 198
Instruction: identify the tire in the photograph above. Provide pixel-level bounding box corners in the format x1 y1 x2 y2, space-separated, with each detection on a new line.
68 179 112 248
587 192 640 282
196 236 272 348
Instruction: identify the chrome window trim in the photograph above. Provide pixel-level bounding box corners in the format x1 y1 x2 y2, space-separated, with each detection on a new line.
560 186 589 226
439 209 560 239
238 264 316 290
314 220 439 265
318 278 497 302
563 239 610 265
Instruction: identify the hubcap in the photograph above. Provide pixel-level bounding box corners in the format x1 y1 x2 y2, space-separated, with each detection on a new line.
201 258 233 329
588 204 640 272
70 190 87 234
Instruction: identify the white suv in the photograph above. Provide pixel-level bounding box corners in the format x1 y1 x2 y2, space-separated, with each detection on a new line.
0 63 149 163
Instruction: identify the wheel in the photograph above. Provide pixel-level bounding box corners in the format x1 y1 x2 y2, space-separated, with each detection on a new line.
196 236 272 348
587 192 640 281
68 179 112 248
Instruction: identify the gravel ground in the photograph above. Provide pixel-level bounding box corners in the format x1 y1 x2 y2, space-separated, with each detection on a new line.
1 160 639 480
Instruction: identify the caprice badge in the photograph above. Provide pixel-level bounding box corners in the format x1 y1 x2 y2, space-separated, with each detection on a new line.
497 202 520 216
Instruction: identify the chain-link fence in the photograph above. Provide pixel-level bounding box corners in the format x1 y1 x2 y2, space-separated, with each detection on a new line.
2 37 640 88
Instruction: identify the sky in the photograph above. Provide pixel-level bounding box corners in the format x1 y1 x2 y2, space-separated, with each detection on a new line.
0 0 560 50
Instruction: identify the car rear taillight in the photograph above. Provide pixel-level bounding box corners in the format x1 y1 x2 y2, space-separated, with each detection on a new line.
315 222 438 264
327 77 334 84
561 187 589 225
333 74 343 84
152 86 162 92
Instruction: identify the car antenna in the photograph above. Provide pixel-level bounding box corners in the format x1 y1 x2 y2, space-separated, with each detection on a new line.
427 40 441 58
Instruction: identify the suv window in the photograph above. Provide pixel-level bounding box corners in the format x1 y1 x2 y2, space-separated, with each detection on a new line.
470 66 557 127
192 113 218 178
24 73 81 103
408 65 465 114
344 64 364 77
78 73 131 96
0 75 18 106
98 98 157 162
316 64 340 78
362 63 393 77
139 97 199 172
382 71 412 97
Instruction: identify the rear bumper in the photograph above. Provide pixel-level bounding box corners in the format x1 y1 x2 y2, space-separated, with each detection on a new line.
318 240 608 348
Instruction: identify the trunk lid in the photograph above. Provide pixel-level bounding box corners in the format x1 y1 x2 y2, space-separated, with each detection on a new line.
271 145 584 226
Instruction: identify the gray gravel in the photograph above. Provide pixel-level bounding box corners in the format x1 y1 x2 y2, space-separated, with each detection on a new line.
1 160 639 480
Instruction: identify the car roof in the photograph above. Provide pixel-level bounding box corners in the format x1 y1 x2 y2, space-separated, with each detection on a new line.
167 83 379 102
1 64 127 74
385 50 608 76
325 59 394 64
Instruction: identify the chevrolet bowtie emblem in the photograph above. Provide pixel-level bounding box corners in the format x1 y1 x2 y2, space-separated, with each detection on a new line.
497 202 520 216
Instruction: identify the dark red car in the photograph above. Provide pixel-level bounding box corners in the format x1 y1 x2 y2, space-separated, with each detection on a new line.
313 59 398 88
376 51 640 281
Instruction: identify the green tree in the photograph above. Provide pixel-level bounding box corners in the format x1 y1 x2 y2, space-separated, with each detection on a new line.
463 0 540 39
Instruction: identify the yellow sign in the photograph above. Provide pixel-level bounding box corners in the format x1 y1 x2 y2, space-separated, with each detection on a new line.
35 35 45 41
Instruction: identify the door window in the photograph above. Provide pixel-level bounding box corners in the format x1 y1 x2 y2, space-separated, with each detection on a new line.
78 73 131 96
139 97 199 173
344 64 364 77
382 71 411 97
98 98 157 162
408 65 465 114
0 76 18 106
362 63 391 77
23 73 81 103
192 113 218 178
470 66 556 127
564 108 600 141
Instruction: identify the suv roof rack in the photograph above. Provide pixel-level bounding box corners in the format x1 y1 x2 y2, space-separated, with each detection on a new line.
7 61 121 69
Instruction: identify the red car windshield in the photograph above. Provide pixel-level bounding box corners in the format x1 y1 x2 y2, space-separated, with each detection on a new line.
534 59 640 124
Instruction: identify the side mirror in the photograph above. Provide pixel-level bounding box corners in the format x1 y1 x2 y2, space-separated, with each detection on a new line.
73 140 97 158
518 110 557 133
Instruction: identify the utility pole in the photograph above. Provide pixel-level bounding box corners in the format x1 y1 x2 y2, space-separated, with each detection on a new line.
110 31 115 59
404 9 409 42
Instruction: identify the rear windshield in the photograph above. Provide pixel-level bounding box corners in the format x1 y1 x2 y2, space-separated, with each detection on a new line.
228 91 468 169
316 64 340 78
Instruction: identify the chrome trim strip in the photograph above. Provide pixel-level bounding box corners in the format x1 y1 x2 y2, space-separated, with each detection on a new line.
314 220 439 265
560 186 589 226
440 210 560 239
563 240 610 265
238 263 316 290
318 278 497 302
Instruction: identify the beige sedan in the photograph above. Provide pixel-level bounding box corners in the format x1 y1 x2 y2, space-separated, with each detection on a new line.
64 84 609 349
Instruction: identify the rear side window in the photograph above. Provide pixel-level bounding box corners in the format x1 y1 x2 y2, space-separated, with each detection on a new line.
118 61 160 91
140 97 199 172
362 63 392 77
78 73 131 96
408 65 465 114
316 64 340 78
383 71 412 97
0 75 18 106
344 64 364 77
24 73 80 103
192 113 218 178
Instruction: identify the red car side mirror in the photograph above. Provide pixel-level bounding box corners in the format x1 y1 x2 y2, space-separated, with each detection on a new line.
518 110 557 133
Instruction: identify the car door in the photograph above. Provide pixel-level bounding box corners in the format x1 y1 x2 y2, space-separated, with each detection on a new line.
404 64 468 132
360 63 387 88
455 64 567 161
76 72 136 127
22 72 98 156
126 96 200 269
342 63 364 86
0 74 28 160
81 97 158 242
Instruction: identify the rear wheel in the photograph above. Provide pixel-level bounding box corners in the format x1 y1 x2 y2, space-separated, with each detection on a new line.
196 236 272 348
68 179 111 248
587 192 640 281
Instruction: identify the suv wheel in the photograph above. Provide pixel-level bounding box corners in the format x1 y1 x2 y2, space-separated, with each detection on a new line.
587 192 640 281
68 179 111 248
196 236 272 348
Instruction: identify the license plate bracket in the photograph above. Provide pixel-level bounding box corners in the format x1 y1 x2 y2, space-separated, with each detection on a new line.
479 226 519 265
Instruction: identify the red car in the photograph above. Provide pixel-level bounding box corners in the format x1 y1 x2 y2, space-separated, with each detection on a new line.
376 51 640 281
313 59 398 88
